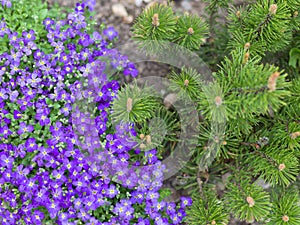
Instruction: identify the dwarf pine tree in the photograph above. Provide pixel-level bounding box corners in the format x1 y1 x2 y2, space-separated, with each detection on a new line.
111 0 300 224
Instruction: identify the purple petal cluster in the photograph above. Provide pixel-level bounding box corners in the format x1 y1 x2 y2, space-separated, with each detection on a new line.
0 1 191 224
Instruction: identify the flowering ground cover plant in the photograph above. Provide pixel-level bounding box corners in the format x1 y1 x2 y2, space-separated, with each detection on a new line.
0 0 191 224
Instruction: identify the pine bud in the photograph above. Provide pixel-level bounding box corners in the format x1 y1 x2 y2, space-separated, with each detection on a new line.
290 131 300 139
127 98 133 112
268 71 280 92
215 96 223 107
211 220 216 225
152 13 160 27
269 4 278 15
236 10 241 18
244 42 251 49
278 163 286 171
243 52 250 64
184 79 189 86
187 27 194 35
294 11 298 17
246 196 255 207
222 141 227 145
282 215 289 222
140 143 146 149
146 135 151 144
140 133 145 140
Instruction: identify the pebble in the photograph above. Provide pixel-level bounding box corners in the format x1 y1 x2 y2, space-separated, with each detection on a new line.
181 0 192 11
135 0 143 7
123 15 134 24
164 93 177 109
112 3 128 18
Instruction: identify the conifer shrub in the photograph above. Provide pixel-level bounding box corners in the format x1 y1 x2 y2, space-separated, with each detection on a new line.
130 0 300 224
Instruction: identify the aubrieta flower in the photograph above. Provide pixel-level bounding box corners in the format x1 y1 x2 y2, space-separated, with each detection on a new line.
75 2 85 13
1 0 11 8
103 26 119 41
0 1 191 224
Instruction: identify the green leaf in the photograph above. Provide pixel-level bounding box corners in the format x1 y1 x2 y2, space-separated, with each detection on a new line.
158 188 172 201
289 48 300 68
39 8 48 20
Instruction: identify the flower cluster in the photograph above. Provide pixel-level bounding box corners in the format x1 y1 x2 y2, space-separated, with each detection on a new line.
0 1 191 224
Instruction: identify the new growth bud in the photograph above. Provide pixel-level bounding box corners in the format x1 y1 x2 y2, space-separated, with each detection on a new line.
184 79 189 86
146 135 151 144
243 52 250 64
187 27 194 35
278 163 286 171
140 133 145 139
244 42 251 49
290 131 300 139
282 215 289 222
152 13 160 27
214 96 223 107
269 4 278 15
268 71 280 92
127 98 133 112
236 10 241 18
246 196 255 207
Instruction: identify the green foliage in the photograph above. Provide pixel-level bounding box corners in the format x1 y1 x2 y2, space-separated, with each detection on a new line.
168 66 203 101
227 0 300 55
289 48 300 68
132 2 207 53
130 1 300 224
111 82 160 124
186 187 229 225
132 2 177 54
172 15 208 51
224 176 272 223
267 189 300 225
0 0 67 54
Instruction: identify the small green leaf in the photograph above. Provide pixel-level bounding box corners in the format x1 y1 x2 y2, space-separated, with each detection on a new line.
289 48 300 68
39 9 48 20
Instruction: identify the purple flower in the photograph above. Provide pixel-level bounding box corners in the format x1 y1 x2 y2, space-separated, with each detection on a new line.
75 3 85 13
8 32 19 44
74 14 87 29
18 122 34 135
8 50 22 62
17 97 33 111
32 210 44 225
0 21 9 37
84 0 96 11
60 103 72 116
0 88 8 101
9 90 19 102
43 18 54 28
22 30 35 43
106 184 119 198
78 33 93 47
16 164 29 178
0 154 13 168
124 62 138 77
1 0 12 8
180 196 192 208
35 112 50 126
25 137 37 152
103 27 118 41
0 125 12 138
92 31 102 41
35 188 48 203
28 73 42 88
